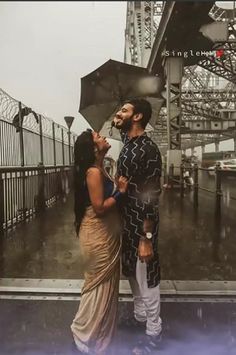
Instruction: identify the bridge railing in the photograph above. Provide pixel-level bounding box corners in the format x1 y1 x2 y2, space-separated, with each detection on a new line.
0 88 77 167
167 163 236 211
0 165 73 235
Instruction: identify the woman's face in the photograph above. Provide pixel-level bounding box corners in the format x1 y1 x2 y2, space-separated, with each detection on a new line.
92 132 111 153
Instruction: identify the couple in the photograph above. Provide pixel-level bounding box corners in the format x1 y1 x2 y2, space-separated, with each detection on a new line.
71 98 162 354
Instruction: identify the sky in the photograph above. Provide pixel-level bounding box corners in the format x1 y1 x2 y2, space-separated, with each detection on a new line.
0 1 126 158
0 1 234 160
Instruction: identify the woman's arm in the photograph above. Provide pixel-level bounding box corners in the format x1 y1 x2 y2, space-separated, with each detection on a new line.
86 167 127 216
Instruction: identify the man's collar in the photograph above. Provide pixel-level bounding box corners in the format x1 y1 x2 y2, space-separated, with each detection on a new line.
127 132 147 141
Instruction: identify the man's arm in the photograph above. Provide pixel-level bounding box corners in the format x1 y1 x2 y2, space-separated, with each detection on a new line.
140 143 162 221
138 143 162 262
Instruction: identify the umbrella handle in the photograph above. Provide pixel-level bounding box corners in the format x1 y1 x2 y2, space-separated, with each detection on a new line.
109 125 113 137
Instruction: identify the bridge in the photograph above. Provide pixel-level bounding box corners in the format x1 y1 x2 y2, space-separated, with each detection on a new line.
0 2 236 354
125 2 236 157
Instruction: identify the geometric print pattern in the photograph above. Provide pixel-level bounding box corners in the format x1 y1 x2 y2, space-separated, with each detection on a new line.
117 132 162 288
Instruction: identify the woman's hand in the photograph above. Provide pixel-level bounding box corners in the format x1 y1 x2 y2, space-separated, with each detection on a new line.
117 176 128 194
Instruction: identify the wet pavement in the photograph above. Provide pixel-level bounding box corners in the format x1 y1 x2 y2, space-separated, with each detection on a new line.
0 299 235 355
0 174 236 354
160 175 236 281
0 173 235 281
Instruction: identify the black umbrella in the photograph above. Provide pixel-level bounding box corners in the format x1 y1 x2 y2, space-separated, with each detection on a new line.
79 59 164 140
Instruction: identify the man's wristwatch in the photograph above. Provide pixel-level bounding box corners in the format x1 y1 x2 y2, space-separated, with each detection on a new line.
140 233 153 241
145 232 153 239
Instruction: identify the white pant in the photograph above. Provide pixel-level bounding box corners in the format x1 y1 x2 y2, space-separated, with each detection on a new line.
129 259 162 336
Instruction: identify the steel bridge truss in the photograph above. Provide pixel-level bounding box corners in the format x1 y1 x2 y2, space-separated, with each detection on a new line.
124 1 236 153
125 1 164 67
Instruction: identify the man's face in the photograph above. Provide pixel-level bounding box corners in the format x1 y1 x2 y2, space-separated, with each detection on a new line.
114 103 135 131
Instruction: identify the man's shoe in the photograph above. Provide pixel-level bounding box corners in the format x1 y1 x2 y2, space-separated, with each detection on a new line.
131 333 162 354
144 333 162 349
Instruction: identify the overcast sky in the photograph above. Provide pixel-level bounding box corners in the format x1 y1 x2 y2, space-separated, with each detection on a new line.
0 1 234 157
0 2 126 141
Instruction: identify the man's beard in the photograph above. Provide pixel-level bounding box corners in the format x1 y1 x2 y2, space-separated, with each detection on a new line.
118 115 133 132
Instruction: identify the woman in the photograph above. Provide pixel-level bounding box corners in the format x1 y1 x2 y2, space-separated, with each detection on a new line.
71 129 128 354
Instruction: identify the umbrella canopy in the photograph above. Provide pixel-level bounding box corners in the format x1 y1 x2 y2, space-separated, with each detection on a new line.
79 59 164 140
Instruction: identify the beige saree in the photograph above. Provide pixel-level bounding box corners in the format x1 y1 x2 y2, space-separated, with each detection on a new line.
71 206 121 354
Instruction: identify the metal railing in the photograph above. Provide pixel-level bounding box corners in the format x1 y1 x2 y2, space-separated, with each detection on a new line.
167 163 236 210
0 165 73 234
0 88 77 167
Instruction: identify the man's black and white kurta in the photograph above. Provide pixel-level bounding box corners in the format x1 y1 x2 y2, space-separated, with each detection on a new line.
117 132 162 288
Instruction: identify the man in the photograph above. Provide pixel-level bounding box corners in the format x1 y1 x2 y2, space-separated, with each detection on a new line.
113 98 162 353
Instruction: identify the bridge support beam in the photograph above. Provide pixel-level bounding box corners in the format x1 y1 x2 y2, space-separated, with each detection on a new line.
164 57 183 178
165 57 183 150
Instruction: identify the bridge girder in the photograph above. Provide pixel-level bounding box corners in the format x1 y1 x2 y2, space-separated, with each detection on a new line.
124 1 236 152
124 1 164 67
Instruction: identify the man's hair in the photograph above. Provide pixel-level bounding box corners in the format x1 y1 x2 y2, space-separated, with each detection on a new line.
124 98 152 129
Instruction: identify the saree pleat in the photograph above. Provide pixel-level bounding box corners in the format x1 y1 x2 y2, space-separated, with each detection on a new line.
71 206 121 354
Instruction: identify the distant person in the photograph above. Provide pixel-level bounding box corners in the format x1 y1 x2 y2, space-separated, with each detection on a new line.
113 98 162 353
71 129 128 354
183 158 194 189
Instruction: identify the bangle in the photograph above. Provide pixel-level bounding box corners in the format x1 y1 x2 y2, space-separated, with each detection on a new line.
111 190 123 202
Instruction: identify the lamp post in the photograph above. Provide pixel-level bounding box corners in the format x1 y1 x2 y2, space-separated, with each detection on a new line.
64 116 74 165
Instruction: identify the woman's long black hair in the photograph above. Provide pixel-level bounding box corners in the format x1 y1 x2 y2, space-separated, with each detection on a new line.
74 129 96 233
